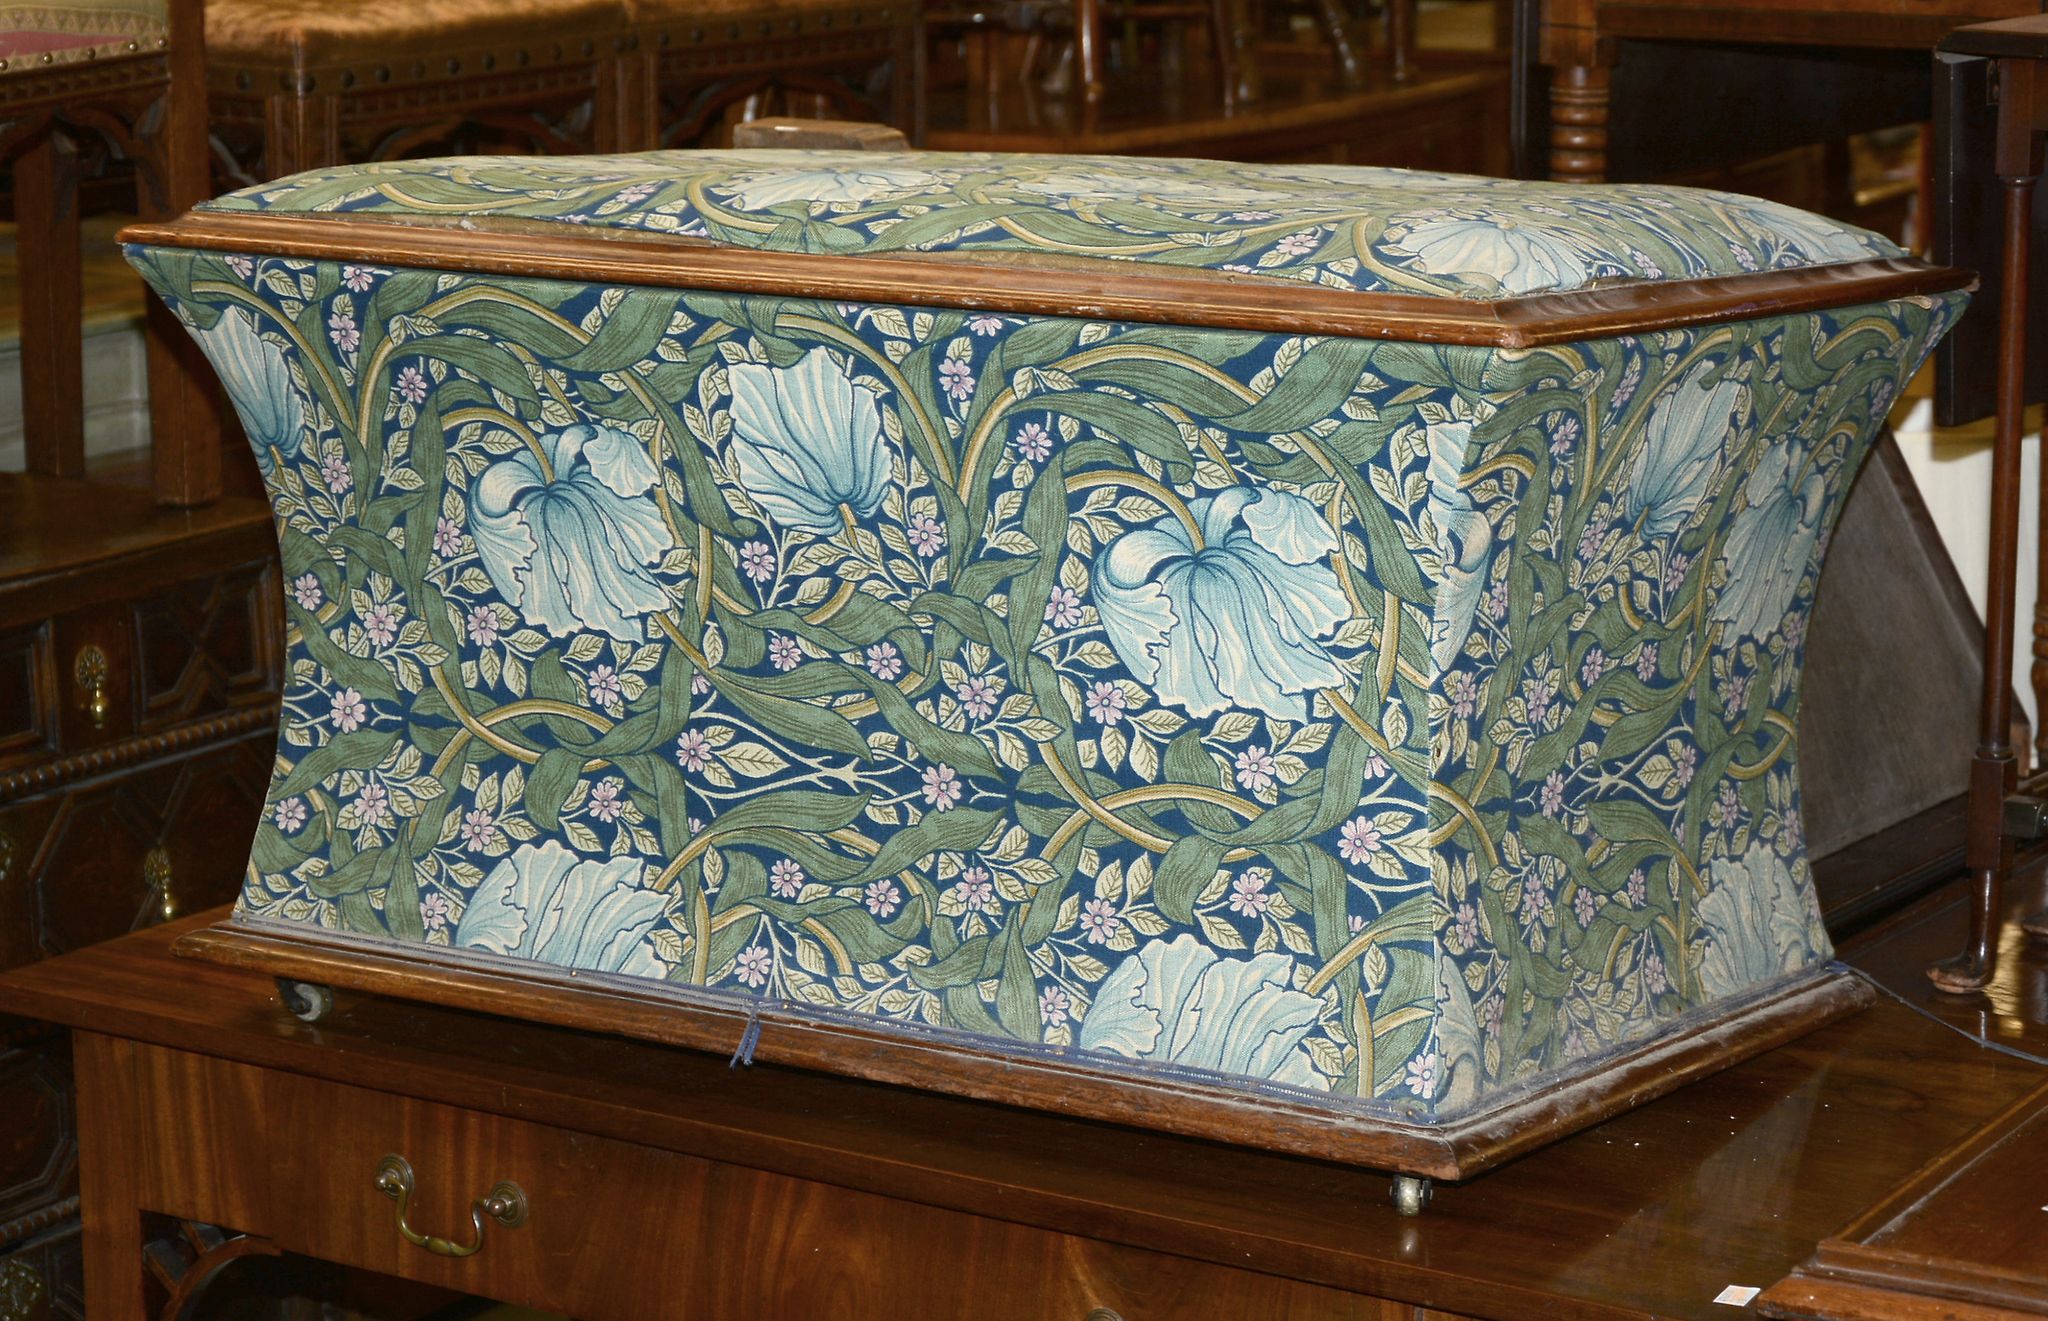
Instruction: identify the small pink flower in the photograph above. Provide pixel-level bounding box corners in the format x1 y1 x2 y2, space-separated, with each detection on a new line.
770 858 805 897
907 513 945 557
460 807 496 850
768 635 802 671
272 797 308 833
739 540 775 583
1080 897 1123 944
1644 950 1670 995
954 866 996 913
1672 743 1697 789
675 729 713 772
396 364 430 405
1339 817 1382 865
1015 421 1052 462
1625 867 1647 907
922 763 961 811
736 945 772 987
865 878 902 917
1364 752 1390 780
466 605 499 648
1581 647 1608 686
1405 1050 1439 1099
1275 228 1320 257
1540 770 1567 818
1228 871 1270 917
1235 745 1278 794
353 782 391 826
588 779 624 822
587 664 623 706
968 315 1005 335
362 603 400 647
692 672 710 696
954 675 998 721
433 516 461 556
321 453 353 494
327 302 359 353
292 573 324 610
1040 985 1070 1025
420 892 450 931
330 687 367 732
1445 670 1478 719
866 641 903 681
1085 681 1125 726
342 264 377 292
1635 642 1659 681
1573 887 1598 926
226 255 255 279
938 358 975 401
1044 585 1083 628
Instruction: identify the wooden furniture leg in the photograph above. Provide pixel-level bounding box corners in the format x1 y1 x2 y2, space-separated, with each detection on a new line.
1930 54 2043 994
1074 0 1106 101
15 126 84 481
1384 0 1412 83
75 1034 149 1320
147 0 225 506
1548 61 1610 182
262 88 342 177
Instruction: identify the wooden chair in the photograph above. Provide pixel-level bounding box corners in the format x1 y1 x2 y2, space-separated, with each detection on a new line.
203 0 647 184
0 0 221 504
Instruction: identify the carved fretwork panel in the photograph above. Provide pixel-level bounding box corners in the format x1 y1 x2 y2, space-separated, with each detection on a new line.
0 1032 73 1236
130 557 281 733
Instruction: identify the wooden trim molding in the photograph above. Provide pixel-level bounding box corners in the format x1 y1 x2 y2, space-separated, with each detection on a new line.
174 917 1874 1181
120 211 1976 348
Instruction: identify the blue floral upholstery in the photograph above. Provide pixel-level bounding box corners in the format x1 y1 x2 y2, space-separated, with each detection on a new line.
129 152 1960 1121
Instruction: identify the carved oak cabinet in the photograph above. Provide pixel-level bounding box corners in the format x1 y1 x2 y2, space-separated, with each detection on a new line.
0 475 280 1318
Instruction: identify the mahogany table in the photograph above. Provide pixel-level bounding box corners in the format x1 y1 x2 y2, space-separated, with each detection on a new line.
0 907 2043 1321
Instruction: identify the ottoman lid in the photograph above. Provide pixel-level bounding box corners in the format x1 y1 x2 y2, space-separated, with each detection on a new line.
195 150 1906 302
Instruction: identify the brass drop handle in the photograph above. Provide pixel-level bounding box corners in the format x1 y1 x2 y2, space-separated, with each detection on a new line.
143 847 175 923
74 645 109 729
373 1154 527 1258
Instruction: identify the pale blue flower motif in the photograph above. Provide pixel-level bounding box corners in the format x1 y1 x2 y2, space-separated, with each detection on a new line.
1624 361 1750 541
188 306 305 471
1424 418 1493 668
1711 438 1827 640
1709 193 1894 265
1382 212 1601 295
453 840 670 977
725 348 891 535
1430 957 1485 1111
1078 934 1329 1091
470 422 676 641
716 156 944 209
1694 839 1829 999
1093 487 1350 721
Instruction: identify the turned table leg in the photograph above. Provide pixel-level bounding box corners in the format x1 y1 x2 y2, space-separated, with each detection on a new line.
1930 54 2044 993
1548 62 1609 183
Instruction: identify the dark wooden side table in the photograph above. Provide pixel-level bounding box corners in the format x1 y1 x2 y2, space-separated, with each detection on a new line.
1 913 2046 1321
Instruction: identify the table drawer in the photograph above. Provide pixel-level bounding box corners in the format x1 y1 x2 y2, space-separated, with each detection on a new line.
100 1039 1397 1321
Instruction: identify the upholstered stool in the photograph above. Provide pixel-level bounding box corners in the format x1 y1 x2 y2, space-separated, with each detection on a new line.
1 0 222 502
205 0 648 183
626 0 919 146
130 151 1964 1189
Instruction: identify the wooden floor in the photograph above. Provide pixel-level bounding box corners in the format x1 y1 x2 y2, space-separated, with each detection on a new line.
927 49 1509 168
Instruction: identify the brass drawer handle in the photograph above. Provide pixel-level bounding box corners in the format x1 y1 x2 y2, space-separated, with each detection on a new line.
74 644 109 729
373 1154 527 1258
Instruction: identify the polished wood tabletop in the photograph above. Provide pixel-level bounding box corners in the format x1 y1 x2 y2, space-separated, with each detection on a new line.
4 881 2048 1321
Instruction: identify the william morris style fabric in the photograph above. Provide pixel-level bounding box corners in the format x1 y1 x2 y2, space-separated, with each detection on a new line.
128 152 1960 1120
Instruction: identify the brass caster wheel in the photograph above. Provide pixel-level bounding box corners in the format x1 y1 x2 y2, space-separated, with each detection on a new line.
1390 1174 1432 1217
277 979 335 1023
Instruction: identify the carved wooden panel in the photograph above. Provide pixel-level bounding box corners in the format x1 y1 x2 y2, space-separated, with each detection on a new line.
0 626 53 770
130 555 280 733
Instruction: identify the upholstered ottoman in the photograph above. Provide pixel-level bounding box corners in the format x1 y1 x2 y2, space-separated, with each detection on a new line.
126 152 1965 1191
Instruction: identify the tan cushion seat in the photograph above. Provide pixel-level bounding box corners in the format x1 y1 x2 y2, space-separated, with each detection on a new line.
206 0 629 69
0 0 165 73
625 0 905 19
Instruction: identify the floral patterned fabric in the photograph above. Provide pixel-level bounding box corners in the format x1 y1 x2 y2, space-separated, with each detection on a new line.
199 151 1905 301
128 156 1958 1122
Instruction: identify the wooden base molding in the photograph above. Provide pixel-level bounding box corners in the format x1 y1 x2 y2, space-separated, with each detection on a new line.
177 917 1875 1182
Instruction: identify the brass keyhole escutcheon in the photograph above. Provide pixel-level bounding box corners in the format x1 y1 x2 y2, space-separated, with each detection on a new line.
374 1155 527 1258
73 645 109 729
143 847 175 922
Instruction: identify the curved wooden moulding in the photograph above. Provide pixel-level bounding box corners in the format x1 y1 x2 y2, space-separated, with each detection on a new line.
175 918 1873 1181
120 210 1976 349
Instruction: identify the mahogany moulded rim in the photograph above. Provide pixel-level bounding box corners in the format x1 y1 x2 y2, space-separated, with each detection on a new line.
174 917 1875 1181
120 210 1976 349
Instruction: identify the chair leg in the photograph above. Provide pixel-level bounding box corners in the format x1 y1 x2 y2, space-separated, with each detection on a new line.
263 88 341 177
146 29 227 506
1075 0 1107 100
16 126 85 480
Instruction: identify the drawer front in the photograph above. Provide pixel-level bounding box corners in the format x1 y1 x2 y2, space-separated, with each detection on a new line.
103 1041 1399 1321
0 731 268 970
